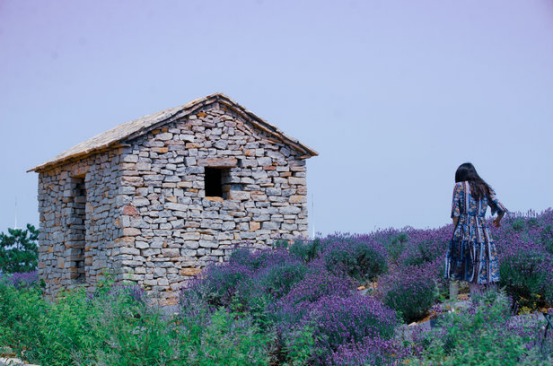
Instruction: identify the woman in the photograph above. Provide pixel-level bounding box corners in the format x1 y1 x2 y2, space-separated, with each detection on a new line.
445 163 508 299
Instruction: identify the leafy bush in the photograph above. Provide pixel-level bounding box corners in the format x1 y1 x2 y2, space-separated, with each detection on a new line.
278 322 318 366
412 288 553 366
500 250 552 309
322 235 388 281
175 308 271 365
0 278 48 361
1 275 271 366
377 264 437 323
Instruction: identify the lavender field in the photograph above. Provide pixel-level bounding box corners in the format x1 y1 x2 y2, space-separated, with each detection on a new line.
1 209 552 365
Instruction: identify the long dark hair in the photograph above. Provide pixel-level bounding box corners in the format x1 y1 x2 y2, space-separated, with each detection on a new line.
455 163 492 201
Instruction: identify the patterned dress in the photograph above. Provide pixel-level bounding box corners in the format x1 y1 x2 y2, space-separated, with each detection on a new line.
444 181 508 284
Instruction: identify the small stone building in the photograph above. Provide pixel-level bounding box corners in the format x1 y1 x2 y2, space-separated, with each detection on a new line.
29 93 317 303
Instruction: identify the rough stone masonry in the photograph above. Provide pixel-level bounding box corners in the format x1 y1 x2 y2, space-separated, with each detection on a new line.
29 93 318 304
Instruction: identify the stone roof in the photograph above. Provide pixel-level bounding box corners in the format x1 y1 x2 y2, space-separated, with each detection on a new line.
29 93 318 173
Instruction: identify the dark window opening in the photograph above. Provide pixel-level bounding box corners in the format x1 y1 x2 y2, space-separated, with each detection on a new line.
69 177 87 283
205 167 232 198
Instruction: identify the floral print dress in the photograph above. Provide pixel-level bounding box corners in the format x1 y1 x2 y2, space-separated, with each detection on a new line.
444 181 508 284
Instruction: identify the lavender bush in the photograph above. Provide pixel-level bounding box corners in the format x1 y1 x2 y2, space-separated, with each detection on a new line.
254 253 309 299
397 225 452 268
270 262 354 329
189 261 254 308
492 209 553 309
282 262 354 307
321 235 388 281
287 237 325 262
498 241 552 309
6 270 39 289
303 294 398 363
327 335 412 366
385 231 409 264
377 263 437 323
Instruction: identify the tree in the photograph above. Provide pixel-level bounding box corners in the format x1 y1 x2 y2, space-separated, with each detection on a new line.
0 224 39 274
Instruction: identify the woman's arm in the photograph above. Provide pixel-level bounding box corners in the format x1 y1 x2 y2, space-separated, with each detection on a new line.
451 183 462 228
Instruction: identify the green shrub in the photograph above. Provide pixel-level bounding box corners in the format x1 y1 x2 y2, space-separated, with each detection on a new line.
499 246 552 309
175 308 271 365
0 280 48 361
413 288 553 366
280 322 318 366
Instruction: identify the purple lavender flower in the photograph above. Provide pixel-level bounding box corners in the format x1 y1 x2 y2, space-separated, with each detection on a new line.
320 234 388 281
377 263 437 323
7 271 38 289
327 335 411 366
302 294 398 363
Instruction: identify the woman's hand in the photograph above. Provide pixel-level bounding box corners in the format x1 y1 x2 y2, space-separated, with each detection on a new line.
493 214 504 228
452 217 459 227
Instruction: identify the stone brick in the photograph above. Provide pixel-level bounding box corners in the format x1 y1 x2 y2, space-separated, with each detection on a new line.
181 268 202 276
123 228 141 236
198 158 238 167
123 205 140 215
250 221 261 231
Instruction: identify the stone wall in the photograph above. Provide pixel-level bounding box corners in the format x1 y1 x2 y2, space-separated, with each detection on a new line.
37 149 123 297
115 102 309 303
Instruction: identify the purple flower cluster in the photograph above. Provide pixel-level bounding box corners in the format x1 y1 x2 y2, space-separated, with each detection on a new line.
282 262 354 307
189 261 255 308
7 271 38 289
303 294 398 363
320 234 388 281
109 283 146 304
377 263 437 322
327 335 412 366
396 226 452 268
271 261 354 327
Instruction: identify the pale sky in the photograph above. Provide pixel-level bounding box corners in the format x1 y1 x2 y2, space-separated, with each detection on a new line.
0 0 552 236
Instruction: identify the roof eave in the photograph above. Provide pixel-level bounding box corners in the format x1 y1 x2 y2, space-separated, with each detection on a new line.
27 93 318 173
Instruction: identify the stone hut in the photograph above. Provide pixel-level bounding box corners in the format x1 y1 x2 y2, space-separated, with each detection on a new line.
29 93 318 303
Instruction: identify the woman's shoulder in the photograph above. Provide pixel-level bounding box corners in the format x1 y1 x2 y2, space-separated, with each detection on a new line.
454 181 467 189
